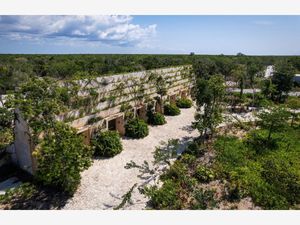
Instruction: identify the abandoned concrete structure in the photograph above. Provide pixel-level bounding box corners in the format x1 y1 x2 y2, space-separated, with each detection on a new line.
10 65 194 175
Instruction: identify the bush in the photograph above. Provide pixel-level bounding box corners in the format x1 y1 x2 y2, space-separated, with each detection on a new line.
0 128 14 150
92 130 123 157
245 130 279 154
0 107 14 149
0 183 37 205
35 122 93 194
125 118 149 139
252 93 273 107
164 103 180 116
161 160 188 181
176 98 192 108
191 188 217 209
214 127 300 209
143 179 183 209
261 152 300 205
180 154 197 165
147 112 166 125
0 107 13 129
194 165 215 183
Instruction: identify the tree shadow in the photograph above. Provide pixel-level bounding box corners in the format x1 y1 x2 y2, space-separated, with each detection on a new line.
180 124 196 134
176 136 194 154
0 169 71 210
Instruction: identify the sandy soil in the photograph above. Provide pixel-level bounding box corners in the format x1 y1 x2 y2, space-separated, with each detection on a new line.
63 107 199 210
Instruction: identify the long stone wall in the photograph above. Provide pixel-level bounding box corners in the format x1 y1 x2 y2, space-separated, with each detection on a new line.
57 65 194 135
11 65 194 175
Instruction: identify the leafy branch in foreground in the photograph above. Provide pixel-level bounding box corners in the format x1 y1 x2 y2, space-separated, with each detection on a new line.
118 139 181 209
113 183 137 210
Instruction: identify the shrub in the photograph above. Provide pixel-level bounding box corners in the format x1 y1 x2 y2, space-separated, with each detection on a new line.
180 154 197 165
224 181 242 202
0 107 13 129
161 160 188 181
92 130 123 157
147 111 166 125
245 130 278 154
0 128 14 150
261 152 300 205
176 98 192 108
194 165 215 183
164 103 180 116
252 93 273 108
0 183 37 205
143 179 183 209
159 159 197 191
125 118 149 139
214 128 300 209
34 122 93 194
191 188 217 209
0 107 14 149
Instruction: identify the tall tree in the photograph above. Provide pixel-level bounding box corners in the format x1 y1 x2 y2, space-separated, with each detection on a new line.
257 106 290 141
286 97 300 127
193 74 225 139
231 64 247 99
246 61 264 106
272 61 295 102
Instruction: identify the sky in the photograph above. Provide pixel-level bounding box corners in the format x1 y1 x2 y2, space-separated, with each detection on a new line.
0 15 300 55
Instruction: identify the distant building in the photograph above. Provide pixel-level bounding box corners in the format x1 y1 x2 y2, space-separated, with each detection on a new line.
293 74 300 84
225 81 237 87
264 65 274 78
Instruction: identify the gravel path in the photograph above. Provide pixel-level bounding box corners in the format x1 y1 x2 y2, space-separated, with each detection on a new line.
63 107 199 210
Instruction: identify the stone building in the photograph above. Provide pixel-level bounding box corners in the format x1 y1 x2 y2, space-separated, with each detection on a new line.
11 65 194 174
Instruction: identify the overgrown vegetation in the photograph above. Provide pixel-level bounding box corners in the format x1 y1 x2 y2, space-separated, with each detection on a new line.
92 130 123 157
3 78 93 194
1 53 300 209
164 103 181 116
214 125 300 209
34 122 93 194
0 182 70 209
176 98 193 108
125 118 149 139
0 107 14 150
133 56 300 210
193 74 225 139
147 111 166 126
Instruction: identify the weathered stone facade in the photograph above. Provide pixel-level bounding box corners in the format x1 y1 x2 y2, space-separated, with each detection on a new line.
11 65 194 174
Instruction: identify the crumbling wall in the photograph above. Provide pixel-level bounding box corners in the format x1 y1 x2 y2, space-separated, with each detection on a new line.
13 109 36 174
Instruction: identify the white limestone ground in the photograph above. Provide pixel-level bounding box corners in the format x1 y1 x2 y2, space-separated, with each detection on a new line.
63 107 199 210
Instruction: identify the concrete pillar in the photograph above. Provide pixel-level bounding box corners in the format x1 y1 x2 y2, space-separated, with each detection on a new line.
115 116 125 136
136 105 147 121
169 94 177 104
155 100 164 114
81 128 91 145
181 90 187 98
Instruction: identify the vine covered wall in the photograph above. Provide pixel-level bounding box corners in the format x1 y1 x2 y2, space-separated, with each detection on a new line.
58 65 194 130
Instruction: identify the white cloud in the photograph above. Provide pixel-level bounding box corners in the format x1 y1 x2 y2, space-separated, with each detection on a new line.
0 15 157 47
